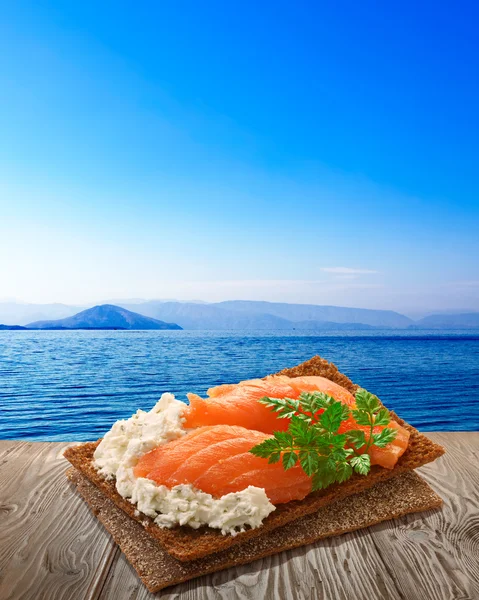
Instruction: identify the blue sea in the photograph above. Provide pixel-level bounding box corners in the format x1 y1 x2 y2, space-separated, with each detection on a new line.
1 330 478 441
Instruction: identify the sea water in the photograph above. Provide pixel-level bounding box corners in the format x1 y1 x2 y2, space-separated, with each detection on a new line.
1 329 477 440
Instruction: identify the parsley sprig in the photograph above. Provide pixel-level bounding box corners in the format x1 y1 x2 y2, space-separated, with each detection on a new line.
249 389 397 490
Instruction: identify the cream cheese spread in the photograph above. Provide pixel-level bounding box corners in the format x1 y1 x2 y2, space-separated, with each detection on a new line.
130 478 275 536
93 393 276 535
93 392 186 482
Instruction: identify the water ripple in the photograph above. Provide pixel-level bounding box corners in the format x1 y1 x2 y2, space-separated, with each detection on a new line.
0 329 478 440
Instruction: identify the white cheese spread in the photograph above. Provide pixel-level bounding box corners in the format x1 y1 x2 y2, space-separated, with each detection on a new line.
93 393 276 535
93 392 186 493
130 478 275 536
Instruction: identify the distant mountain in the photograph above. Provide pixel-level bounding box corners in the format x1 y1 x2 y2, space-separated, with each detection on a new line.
27 304 182 330
4 299 478 331
291 320 377 330
0 324 28 330
215 301 413 328
410 313 479 329
0 302 83 326
119 300 405 330
120 300 411 330
119 301 294 330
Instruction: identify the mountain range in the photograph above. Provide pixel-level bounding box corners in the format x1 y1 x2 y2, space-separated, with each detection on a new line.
0 300 478 330
117 300 412 330
409 312 479 330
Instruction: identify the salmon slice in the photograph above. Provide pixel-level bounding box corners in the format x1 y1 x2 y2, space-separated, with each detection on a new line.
193 448 311 504
185 376 299 434
166 433 266 487
288 375 356 407
368 420 410 468
137 425 312 504
134 425 249 480
133 427 204 479
207 383 237 397
186 391 288 433
195 452 273 496
183 375 410 469
217 465 312 504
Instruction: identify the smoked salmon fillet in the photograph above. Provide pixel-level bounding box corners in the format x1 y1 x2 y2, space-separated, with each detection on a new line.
184 375 410 469
135 425 312 504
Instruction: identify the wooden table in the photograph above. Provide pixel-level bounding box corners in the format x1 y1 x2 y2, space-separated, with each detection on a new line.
0 433 478 600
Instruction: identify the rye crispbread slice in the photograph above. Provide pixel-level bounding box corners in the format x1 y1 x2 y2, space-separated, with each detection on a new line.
63 355 445 562
67 467 442 593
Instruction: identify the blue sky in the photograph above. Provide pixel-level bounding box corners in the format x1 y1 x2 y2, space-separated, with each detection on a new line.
1 1 478 313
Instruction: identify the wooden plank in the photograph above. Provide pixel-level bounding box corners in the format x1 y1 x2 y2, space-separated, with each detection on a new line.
364 432 479 600
405 432 479 599
0 442 118 600
0 434 478 600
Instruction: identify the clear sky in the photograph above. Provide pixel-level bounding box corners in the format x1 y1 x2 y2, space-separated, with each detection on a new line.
1 1 478 314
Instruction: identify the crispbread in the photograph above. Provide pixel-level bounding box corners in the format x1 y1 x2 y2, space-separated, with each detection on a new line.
63 355 445 562
67 467 442 593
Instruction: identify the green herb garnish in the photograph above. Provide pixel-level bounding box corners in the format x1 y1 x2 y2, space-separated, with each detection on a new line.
249 389 397 490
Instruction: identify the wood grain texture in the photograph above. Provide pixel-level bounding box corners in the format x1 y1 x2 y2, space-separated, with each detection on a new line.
0 433 477 600
0 442 118 600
